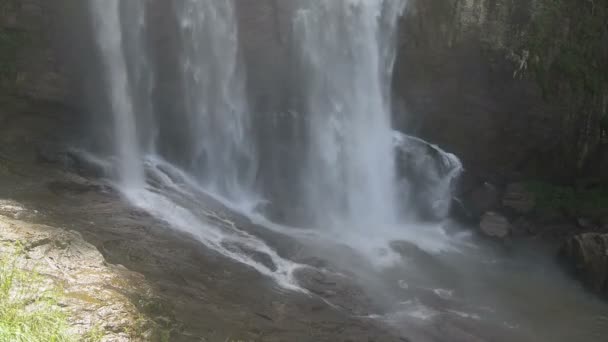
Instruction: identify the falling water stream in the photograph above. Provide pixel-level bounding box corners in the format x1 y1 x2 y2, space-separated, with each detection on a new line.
84 0 608 341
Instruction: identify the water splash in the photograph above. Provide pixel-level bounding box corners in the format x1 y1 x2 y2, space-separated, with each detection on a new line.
175 0 256 200
89 0 145 189
292 0 406 228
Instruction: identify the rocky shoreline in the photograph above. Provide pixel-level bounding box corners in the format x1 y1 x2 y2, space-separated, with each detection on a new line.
455 177 608 297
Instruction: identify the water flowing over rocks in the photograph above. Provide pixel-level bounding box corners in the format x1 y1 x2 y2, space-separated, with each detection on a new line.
393 132 463 221
560 233 608 296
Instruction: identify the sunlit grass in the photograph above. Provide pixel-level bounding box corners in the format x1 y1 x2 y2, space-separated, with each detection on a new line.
0 249 75 342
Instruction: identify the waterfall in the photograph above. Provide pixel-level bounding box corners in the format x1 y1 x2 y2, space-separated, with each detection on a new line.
174 0 256 200
293 0 406 228
89 0 255 201
86 0 462 283
88 0 302 289
89 0 146 190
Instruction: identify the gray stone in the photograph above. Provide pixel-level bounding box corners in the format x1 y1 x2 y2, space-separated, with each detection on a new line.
479 212 511 239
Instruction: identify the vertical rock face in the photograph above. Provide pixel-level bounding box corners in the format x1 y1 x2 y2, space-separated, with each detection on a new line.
0 0 68 102
393 0 566 182
560 233 608 296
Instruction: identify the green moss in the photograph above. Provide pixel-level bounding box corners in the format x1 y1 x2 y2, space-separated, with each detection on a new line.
517 0 608 170
524 181 608 212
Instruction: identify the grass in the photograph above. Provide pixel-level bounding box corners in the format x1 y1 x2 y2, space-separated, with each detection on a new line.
0 249 75 342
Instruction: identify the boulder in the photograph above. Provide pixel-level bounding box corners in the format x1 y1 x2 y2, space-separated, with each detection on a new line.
502 183 536 214
559 233 608 295
479 212 511 239
393 131 463 221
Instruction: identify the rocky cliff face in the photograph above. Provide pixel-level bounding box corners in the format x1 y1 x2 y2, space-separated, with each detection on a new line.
0 0 68 102
394 0 608 185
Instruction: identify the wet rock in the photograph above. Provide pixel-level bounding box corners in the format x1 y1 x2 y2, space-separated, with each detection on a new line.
393 131 462 221
47 180 105 195
511 217 535 237
222 241 278 272
390 240 434 261
36 145 108 178
577 217 598 231
253 200 288 225
502 183 535 214
294 267 375 316
469 182 500 217
479 212 511 239
559 233 608 295
450 197 476 223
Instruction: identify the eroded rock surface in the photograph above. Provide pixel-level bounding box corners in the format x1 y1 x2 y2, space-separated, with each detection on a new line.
560 233 608 296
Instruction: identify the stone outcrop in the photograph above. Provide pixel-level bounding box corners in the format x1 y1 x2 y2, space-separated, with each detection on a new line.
394 131 463 221
479 212 511 239
560 233 608 296
393 0 573 183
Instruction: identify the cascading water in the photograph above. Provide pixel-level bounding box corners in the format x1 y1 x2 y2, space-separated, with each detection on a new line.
174 0 256 200
293 0 406 228
88 0 459 283
89 0 145 190
88 0 301 289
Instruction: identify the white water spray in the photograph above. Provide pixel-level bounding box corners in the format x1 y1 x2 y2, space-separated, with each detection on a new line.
293 0 406 228
175 0 256 200
90 0 144 189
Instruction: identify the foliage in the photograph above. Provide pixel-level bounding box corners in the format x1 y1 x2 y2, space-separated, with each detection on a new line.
0 249 75 342
520 0 608 170
524 181 608 212
525 0 608 100
0 29 27 86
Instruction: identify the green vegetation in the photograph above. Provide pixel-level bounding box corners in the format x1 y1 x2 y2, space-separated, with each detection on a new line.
524 181 608 213
0 0 32 90
0 29 27 86
0 249 74 342
521 0 608 170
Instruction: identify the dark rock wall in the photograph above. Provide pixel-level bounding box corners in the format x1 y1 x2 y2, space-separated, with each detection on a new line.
0 0 68 102
394 0 561 185
394 0 607 185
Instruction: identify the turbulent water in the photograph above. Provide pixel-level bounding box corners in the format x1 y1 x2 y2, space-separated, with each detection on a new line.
293 0 405 227
82 1 608 341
